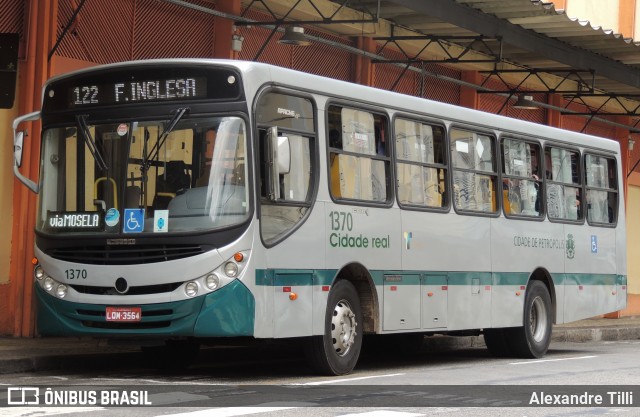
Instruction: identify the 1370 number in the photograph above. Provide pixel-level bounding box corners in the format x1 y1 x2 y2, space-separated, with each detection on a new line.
65 269 87 280
329 211 353 231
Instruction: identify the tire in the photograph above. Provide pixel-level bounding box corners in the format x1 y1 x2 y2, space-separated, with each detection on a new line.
483 328 513 357
506 280 552 358
306 280 363 375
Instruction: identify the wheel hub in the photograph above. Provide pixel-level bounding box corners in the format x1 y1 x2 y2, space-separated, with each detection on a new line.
331 299 357 357
530 296 548 342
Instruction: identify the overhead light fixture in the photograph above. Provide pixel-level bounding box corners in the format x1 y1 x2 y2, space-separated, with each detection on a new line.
231 34 244 52
512 95 538 110
278 26 311 46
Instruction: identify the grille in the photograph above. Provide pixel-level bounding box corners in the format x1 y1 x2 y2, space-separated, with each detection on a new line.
82 321 171 330
71 283 182 296
45 244 205 265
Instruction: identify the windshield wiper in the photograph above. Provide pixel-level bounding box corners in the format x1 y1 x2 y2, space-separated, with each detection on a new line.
76 114 109 171
143 107 189 171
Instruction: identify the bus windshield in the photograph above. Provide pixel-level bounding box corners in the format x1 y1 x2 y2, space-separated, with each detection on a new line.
36 115 249 235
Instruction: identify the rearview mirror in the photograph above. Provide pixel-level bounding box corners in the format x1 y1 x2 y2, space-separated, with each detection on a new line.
276 135 291 174
267 127 292 201
14 131 24 168
12 110 41 193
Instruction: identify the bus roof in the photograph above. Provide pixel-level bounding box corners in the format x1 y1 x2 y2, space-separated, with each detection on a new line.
44 58 620 155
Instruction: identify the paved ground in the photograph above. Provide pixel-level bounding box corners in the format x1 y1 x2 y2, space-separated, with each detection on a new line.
0 316 638 374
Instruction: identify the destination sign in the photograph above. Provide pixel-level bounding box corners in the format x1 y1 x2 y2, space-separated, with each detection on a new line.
70 77 206 107
42 66 244 112
46 211 103 232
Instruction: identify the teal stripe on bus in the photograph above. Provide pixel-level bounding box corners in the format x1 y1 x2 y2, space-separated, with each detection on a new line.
448 272 492 286
492 272 531 286
255 269 624 287
563 273 618 286
255 269 337 286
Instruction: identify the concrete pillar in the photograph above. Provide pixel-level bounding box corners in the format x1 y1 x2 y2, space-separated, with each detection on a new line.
460 71 482 109
619 0 635 39
605 116 631 318
547 94 564 128
355 37 376 86
615 116 631 209
4 0 59 336
213 0 241 59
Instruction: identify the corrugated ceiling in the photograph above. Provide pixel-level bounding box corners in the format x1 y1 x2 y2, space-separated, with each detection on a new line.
456 0 640 93
336 0 640 110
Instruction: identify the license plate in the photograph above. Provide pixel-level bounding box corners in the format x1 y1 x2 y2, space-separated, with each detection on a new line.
105 307 141 322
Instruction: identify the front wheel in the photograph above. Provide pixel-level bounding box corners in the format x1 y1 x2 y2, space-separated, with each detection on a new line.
507 280 552 358
306 280 363 375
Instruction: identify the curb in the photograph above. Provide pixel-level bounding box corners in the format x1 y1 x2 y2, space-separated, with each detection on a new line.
0 351 144 375
551 326 640 343
422 325 640 352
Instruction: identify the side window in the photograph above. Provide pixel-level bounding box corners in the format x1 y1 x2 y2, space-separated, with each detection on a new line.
395 118 447 209
501 138 543 218
328 105 390 203
545 146 582 221
256 92 315 244
450 128 497 214
585 154 617 225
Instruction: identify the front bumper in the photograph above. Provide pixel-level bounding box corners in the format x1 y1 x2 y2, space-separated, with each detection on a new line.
35 280 255 338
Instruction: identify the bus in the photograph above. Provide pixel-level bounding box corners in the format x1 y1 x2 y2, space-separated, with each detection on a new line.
12 59 627 375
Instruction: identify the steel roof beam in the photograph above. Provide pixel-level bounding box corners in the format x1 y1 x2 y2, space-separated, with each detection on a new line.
387 0 640 89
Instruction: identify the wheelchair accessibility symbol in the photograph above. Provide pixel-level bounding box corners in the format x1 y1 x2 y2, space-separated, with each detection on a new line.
123 209 145 233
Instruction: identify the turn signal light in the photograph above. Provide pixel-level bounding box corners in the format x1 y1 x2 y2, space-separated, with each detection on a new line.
289 292 298 301
31 257 39 265
233 252 244 262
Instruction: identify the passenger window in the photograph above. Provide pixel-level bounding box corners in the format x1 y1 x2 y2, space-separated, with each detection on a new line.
545 146 582 221
257 92 315 244
395 118 447 208
501 138 543 218
328 105 390 203
585 154 617 225
450 128 497 213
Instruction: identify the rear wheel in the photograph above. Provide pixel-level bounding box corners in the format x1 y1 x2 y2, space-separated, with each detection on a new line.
507 280 552 358
306 280 363 375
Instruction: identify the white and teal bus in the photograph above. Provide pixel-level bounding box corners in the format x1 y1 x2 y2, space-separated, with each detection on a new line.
12 60 626 375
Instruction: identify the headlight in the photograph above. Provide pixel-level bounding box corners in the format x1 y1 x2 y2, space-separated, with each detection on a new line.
224 262 238 277
194 251 249 295
34 266 44 280
56 284 67 298
205 273 220 290
185 281 198 297
44 277 54 291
